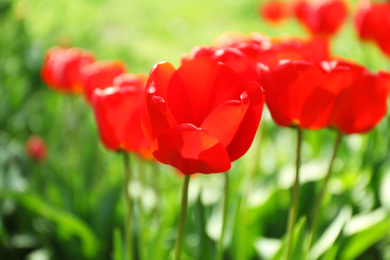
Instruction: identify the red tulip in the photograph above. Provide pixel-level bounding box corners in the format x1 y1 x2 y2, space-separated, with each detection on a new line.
354 2 390 57
294 0 348 37
213 32 330 66
213 32 270 49
258 60 353 129
329 61 390 134
25 135 47 163
253 36 330 65
41 47 94 94
260 1 291 23
82 61 126 103
181 45 259 83
92 73 151 156
143 59 265 175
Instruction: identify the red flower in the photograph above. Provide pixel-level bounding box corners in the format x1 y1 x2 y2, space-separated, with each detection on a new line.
82 61 126 103
213 32 330 66
181 45 259 83
92 73 151 156
260 1 291 23
41 47 94 94
25 135 47 163
258 60 353 129
294 0 348 37
143 59 265 175
329 61 390 134
254 36 330 65
354 2 390 57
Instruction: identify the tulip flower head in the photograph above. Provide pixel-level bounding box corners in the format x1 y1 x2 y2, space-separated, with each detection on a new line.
354 2 390 57
82 60 127 103
294 0 348 37
258 59 353 129
259 1 291 23
181 45 259 83
92 73 151 156
25 135 47 163
143 59 265 175
329 61 390 134
41 47 94 94
213 32 330 66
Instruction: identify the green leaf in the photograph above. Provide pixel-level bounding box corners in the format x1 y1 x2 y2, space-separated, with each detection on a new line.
270 216 307 260
309 206 352 260
0 191 99 258
340 209 390 260
112 228 124 260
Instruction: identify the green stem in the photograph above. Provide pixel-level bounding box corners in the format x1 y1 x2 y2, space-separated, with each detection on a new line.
152 163 161 219
123 152 134 260
305 132 342 257
217 172 229 260
174 175 191 260
285 128 302 260
250 120 265 183
137 158 146 260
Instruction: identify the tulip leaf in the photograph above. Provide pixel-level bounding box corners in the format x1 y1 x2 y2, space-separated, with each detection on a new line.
270 216 307 260
0 191 99 258
309 206 352 260
339 209 390 260
112 228 124 260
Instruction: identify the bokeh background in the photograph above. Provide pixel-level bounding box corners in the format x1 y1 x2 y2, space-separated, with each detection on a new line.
1 0 390 259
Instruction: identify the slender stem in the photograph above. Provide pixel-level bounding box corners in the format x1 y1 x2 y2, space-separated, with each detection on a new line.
217 171 229 260
152 163 161 219
250 120 265 183
137 158 145 260
285 128 302 260
306 132 342 256
123 152 134 260
174 175 191 260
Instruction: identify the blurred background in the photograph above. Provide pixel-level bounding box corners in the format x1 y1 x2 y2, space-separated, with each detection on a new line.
1 0 390 259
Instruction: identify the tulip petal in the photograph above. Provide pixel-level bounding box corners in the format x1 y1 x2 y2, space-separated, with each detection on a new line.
200 92 249 148
92 84 150 152
168 59 243 126
146 62 176 101
145 87 177 139
151 124 231 175
226 82 265 161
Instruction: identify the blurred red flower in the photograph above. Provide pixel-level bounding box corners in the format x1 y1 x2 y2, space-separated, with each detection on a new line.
25 135 47 163
354 1 390 57
82 61 127 103
92 73 151 157
329 61 390 134
213 32 330 66
181 45 259 83
259 1 291 23
258 60 353 129
41 47 94 94
143 59 265 175
294 0 348 37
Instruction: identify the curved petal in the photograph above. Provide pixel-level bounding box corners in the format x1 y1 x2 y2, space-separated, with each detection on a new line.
144 87 177 140
92 87 123 151
146 62 176 101
151 124 231 175
300 62 353 129
200 92 249 147
226 81 265 161
92 84 150 153
82 61 126 103
168 59 244 126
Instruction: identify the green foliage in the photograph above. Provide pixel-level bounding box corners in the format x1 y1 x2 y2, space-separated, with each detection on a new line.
1 0 390 259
